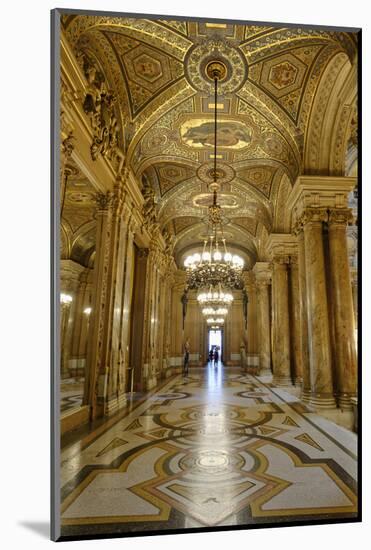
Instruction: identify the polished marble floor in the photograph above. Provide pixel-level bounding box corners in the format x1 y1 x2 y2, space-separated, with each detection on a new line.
61 378 84 413
60 365 358 537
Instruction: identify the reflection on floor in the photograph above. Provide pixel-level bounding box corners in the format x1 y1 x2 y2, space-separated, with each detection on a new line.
61 379 84 413
60 366 358 537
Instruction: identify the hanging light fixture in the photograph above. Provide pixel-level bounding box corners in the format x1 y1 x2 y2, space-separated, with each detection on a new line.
184 61 244 310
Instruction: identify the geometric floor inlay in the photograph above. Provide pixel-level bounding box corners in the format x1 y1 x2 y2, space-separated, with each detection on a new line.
60 366 358 537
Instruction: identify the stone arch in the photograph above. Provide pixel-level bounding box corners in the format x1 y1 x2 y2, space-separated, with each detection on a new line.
304 51 356 175
273 172 292 233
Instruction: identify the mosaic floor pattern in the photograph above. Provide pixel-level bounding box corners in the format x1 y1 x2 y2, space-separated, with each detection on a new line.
60 366 358 537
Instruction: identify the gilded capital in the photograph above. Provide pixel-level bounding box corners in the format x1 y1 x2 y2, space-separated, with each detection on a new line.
273 254 290 266
299 207 328 226
94 191 114 211
290 254 299 266
328 208 354 226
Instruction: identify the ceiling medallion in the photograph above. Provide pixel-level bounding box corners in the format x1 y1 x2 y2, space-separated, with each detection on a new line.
184 40 248 94
205 60 228 82
197 162 235 185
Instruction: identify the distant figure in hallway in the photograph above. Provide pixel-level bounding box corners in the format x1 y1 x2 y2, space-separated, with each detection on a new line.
208 348 214 363
183 339 190 376
214 347 219 366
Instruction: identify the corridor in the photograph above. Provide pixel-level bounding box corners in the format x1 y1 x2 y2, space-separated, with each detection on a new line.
60 366 357 538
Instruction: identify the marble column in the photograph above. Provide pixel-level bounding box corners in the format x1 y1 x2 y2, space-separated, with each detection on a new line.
289 256 303 385
247 282 259 355
162 271 174 377
142 247 158 390
70 270 89 362
83 191 114 417
60 300 72 379
256 281 272 375
105 209 137 417
302 208 336 409
271 256 291 385
351 268 358 329
60 260 85 378
131 249 150 391
328 209 357 409
295 228 311 402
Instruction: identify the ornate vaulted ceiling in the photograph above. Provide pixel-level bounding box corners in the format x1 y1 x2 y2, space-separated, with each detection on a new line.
61 157 97 267
62 15 357 268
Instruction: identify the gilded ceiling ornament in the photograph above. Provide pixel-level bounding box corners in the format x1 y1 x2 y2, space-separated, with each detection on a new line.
141 127 170 155
65 16 192 57
184 39 248 94
197 162 235 185
61 131 75 158
77 52 120 162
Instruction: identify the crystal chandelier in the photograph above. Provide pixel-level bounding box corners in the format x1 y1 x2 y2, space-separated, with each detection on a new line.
184 61 244 308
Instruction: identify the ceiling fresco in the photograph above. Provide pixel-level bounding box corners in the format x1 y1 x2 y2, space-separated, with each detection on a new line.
62 15 357 268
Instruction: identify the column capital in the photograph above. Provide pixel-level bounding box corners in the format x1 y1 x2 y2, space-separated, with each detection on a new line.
94 191 114 212
298 207 328 227
272 255 290 266
288 176 356 230
266 233 297 260
328 208 354 226
289 254 299 267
